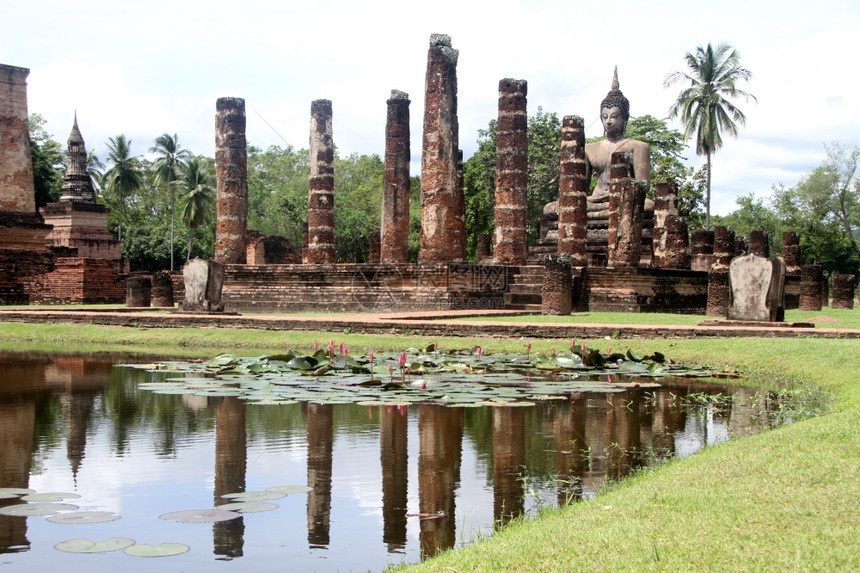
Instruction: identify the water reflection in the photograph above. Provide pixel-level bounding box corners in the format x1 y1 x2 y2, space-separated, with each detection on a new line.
0 352 780 572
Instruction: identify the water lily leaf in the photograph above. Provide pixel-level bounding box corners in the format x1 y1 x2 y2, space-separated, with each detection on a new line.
0 488 34 498
0 503 78 516
266 353 295 362
22 492 81 502
221 491 285 502
47 511 121 524
207 353 238 367
287 356 315 371
159 508 240 523
216 501 278 513
124 542 190 557
266 485 313 494
54 537 134 554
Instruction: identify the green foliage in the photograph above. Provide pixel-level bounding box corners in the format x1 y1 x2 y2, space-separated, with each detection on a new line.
149 133 191 271
333 152 384 262
247 145 309 248
103 134 144 243
28 114 64 206
665 43 756 229
463 108 562 259
177 156 216 261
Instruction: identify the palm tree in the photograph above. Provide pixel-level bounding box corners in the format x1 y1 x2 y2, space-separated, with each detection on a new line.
176 156 215 261
86 150 105 195
104 135 143 243
150 133 191 271
664 43 756 230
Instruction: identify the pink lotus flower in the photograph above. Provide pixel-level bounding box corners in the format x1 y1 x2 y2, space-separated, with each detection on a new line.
476 347 483 358
526 342 532 358
398 352 407 369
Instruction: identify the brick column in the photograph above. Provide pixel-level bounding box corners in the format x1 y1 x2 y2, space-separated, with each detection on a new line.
799 264 824 311
541 254 572 315
418 34 465 262
607 152 644 268
493 78 528 265
653 215 689 269
782 231 801 274
831 274 856 310
690 230 714 271
214 97 248 264
380 90 411 263
0 64 35 213
749 230 769 258
557 115 588 265
306 99 335 264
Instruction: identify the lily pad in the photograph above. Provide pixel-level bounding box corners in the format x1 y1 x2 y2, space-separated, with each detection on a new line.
266 485 313 494
159 508 240 523
221 491 285 502
0 488 35 498
54 537 135 554
22 492 81 502
0 503 78 517
216 501 279 513
124 542 190 557
47 511 121 525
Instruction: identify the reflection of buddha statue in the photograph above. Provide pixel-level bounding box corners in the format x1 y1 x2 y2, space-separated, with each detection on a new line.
585 68 651 219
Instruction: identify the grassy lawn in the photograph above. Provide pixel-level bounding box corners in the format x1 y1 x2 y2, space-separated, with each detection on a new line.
1 311 858 571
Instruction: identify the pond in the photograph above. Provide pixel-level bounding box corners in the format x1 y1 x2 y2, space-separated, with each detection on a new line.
0 351 785 572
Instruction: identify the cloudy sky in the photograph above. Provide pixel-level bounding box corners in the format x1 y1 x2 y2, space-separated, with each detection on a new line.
3 0 858 215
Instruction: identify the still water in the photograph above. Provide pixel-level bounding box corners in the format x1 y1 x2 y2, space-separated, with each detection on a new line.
0 352 777 572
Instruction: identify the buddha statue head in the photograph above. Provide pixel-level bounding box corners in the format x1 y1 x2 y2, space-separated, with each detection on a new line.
599 67 630 142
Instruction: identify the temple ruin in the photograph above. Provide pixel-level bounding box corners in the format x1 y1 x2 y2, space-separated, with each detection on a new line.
0 36 841 314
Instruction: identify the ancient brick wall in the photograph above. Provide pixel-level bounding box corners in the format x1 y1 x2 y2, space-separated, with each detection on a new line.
419 34 466 262
306 99 335 264
380 90 411 263
493 78 528 265
25 258 125 304
0 64 36 213
584 267 708 314
556 116 588 265
214 97 248 264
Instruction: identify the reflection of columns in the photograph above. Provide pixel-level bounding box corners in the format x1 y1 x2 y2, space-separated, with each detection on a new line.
213 396 246 558
418 404 463 559
380 405 409 552
0 401 35 552
306 403 333 547
555 394 588 503
492 406 525 524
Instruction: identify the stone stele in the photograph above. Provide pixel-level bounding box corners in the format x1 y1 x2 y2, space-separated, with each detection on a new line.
727 254 785 322
181 258 225 312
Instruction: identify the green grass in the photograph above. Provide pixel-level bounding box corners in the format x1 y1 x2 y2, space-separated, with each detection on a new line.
1 312 859 571
455 308 860 329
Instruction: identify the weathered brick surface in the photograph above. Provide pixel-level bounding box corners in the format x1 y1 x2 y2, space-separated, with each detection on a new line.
0 64 35 213
799 264 824 311
690 230 714 271
151 270 175 307
126 275 152 307
419 34 466 262
651 214 689 269
712 225 735 269
215 97 248 264
557 116 588 265
831 273 855 310
41 202 120 260
381 90 411 263
219 263 511 313
493 79 528 265
306 99 335 264
706 267 731 317
541 254 572 315
782 231 801 274
749 230 769 258
25 258 125 304
584 267 708 314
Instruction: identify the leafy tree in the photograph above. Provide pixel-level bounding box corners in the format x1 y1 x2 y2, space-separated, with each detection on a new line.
333 152 384 262
794 143 860 264
177 156 216 261
28 114 64 206
103 135 143 243
150 133 191 271
87 150 105 195
463 108 561 259
247 144 309 248
664 43 756 230
625 115 706 228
